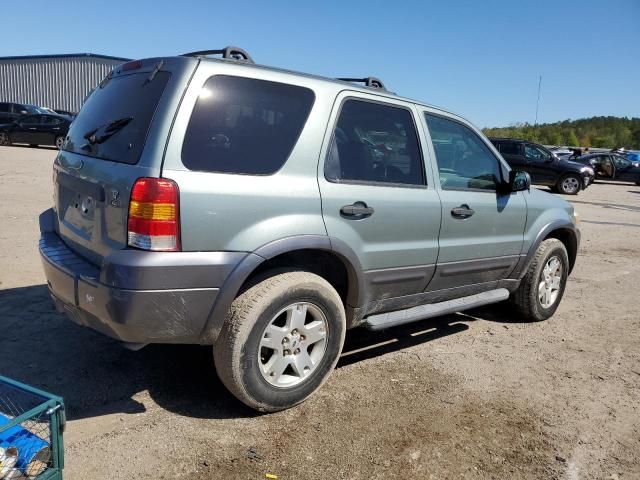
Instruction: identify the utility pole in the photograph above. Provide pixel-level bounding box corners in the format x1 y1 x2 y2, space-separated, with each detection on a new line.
534 75 542 126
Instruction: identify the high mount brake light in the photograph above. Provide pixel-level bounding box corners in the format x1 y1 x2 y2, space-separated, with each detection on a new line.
127 178 180 251
122 60 143 71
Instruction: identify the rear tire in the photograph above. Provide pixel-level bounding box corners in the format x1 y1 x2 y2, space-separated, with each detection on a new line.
214 271 346 412
557 174 581 195
510 238 569 322
0 133 11 146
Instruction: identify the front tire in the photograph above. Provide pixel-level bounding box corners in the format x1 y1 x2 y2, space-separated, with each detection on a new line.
0 132 10 146
55 136 65 149
510 238 569 322
214 271 346 412
557 174 581 195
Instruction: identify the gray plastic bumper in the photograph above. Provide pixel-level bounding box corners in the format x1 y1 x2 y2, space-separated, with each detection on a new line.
39 209 246 344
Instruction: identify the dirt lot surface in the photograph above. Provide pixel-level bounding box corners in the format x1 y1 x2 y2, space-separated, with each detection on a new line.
1 145 638 480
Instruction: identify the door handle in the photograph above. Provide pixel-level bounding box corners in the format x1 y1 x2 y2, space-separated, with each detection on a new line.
451 204 475 219
340 201 374 219
29 127 37 130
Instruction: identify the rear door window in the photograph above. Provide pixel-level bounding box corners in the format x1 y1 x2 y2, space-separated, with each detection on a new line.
325 99 425 186
0 103 9 113
498 142 520 156
181 76 315 175
63 71 171 164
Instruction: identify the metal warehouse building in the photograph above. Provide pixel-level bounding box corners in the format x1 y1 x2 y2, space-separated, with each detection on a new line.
0 53 130 113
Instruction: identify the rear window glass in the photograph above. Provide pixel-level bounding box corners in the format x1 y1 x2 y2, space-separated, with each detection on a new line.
63 71 171 164
181 75 315 175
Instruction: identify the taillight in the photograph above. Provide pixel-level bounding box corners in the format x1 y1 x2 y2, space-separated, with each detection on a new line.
127 178 180 251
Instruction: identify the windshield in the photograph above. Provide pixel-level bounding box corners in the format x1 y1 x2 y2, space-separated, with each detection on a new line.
63 71 171 164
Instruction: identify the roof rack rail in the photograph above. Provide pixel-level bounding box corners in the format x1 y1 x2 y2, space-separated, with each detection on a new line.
182 46 254 63
337 77 387 91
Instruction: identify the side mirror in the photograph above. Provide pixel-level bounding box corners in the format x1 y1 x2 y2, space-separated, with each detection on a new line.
545 156 555 163
509 170 531 192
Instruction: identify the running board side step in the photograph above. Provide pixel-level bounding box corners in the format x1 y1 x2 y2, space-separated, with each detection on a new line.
363 288 510 331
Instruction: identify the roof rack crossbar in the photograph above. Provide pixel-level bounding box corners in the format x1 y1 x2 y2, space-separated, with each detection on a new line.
182 46 254 63
337 76 387 90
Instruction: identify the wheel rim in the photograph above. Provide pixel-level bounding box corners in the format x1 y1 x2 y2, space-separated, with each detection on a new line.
258 302 328 388
538 256 563 308
55 136 65 149
0 133 8 146
562 177 579 193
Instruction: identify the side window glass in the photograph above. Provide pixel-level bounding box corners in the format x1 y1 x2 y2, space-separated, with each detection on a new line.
0 103 9 113
612 156 630 168
325 99 425 186
498 142 520 155
12 104 27 114
524 144 549 163
182 76 315 175
425 113 503 191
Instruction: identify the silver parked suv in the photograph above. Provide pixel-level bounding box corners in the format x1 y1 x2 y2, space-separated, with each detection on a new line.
39 47 580 411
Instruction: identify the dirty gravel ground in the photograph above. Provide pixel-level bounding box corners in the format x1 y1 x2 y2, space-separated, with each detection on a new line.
0 146 638 480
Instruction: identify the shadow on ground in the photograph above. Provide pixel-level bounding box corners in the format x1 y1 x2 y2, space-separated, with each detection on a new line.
0 284 516 421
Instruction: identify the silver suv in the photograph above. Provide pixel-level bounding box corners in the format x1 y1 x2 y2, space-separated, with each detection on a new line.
39 47 580 411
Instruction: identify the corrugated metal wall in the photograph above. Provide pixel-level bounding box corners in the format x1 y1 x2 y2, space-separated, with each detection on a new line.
0 56 124 113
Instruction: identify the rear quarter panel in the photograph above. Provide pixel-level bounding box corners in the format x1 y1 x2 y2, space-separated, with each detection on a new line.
161 62 342 251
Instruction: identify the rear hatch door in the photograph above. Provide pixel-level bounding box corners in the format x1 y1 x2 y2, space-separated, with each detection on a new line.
53 57 197 265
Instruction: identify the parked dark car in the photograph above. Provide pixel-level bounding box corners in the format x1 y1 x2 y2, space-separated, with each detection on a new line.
0 113 72 149
489 137 594 195
54 109 76 117
0 102 45 124
574 153 640 185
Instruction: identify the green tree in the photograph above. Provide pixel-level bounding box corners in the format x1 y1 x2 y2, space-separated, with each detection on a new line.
550 132 564 146
567 129 579 146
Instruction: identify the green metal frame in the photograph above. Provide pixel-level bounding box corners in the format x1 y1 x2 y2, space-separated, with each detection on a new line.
0 375 65 480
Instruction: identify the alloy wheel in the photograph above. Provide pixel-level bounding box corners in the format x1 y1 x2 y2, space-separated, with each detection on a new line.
561 177 579 194
258 302 328 388
538 256 563 308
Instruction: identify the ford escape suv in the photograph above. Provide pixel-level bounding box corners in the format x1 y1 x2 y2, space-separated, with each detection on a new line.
39 47 580 412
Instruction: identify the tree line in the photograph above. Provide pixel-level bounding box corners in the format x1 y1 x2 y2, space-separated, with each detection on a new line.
482 116 640 149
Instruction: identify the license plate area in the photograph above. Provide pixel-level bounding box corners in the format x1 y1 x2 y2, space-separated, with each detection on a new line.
59 185 96 239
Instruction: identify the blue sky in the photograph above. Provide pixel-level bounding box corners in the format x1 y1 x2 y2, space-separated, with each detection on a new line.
3 0 638 128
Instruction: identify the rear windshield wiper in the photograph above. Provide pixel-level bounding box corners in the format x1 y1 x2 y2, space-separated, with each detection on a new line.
83 117 134 145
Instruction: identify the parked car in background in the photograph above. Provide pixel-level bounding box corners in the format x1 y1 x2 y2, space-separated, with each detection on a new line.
0 102 45 123
549 147 573 160
574 153 640 185
39 47 581 412
54 109 76 117
489 137 594 194
0 113 71 149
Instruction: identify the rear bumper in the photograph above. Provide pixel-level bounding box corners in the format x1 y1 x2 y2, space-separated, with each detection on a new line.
39 209 246 344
